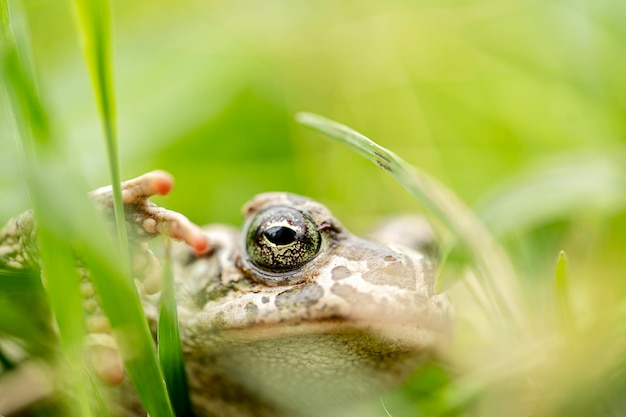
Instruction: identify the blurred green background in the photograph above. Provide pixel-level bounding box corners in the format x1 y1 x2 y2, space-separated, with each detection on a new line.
2 0 623 229
3 0 626 289
2 0 626 415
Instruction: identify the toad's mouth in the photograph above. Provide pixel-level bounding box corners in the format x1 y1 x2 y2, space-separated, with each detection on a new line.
184 325 433 414
216 316 447 352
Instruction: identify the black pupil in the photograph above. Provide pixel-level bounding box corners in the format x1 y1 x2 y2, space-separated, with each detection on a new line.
264 226 297 246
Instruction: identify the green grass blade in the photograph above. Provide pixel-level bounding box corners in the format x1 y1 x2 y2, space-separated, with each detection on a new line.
1 3 93 416
30 167 175 417
0 0 50 149
71 2 176 414
37 229 93 417
296 112 525 332
0 267 43 292
158 240 194 417
2 3 175 416
83 239 175 417
72 0 129 265
0 294 55 357
37 231 83 361
554 250 573 332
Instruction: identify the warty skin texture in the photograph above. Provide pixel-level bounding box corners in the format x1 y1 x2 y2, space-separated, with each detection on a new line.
159 192 452 416
0 172 452 417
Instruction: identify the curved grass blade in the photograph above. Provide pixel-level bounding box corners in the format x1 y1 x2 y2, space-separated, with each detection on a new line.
72 0 128 264
159 239 194 417
296 112 525 332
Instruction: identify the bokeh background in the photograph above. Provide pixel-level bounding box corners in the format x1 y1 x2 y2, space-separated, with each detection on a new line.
2 0 626 415
4 0 625 283
2 0 623 228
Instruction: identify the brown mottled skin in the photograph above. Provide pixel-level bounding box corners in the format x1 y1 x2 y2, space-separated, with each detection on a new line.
0 172 453 417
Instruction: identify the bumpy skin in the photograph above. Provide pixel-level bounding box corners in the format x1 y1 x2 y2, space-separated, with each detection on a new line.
160 194 451 416
0 211 38 270
0 171 209 271
0 172 453 417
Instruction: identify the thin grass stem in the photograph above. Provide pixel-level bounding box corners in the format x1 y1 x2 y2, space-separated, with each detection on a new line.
296 112 526 335
72 0 129 269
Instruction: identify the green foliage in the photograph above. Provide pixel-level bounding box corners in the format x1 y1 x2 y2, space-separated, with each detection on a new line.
1 0 178 416
2 1 92 415
298 112 524 332
73 0 128 263
1 0 626 416
554 250 572 331
158 240 194 417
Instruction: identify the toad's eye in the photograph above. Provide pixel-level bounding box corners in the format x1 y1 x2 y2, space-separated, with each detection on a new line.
245 206 321 273
264 226 297 245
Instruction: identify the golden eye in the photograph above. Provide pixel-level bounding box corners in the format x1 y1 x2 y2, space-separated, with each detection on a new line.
244 206 321 273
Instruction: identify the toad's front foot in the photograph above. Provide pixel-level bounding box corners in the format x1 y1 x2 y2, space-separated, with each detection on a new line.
90 170 210 255
0 171 210 270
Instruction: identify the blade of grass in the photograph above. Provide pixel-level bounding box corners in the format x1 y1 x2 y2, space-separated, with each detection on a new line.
2 2 175 416
72 0 129 266
0 294 55 357
30 164 176 417
0 267 43 292
296 112 525 333
1 2 93 416
554 250 573 332
159 239 194 417
87 377 114 417
73 1 178 415
0 0 50 149
37 230 92 417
